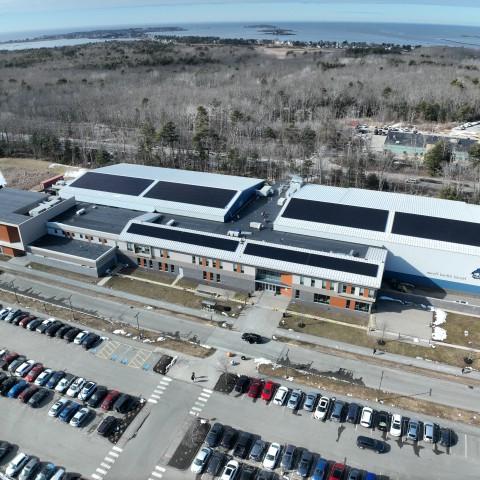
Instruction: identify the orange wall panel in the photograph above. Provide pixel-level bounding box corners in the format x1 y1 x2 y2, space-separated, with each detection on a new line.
364 288 369 298
330 296 347 308
0 224 20 243
350 301 356 310
2 247 24 257
280 274 293 285
280 287 292 297
346 285 352 294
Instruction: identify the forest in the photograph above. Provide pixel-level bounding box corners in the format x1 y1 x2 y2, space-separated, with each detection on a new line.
0 39 480 199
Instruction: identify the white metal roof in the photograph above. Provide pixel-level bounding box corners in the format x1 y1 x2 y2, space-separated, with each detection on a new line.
275 184 480 255
59 164 264 223
119 220 386 288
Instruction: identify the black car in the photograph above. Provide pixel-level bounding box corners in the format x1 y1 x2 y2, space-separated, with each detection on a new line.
82 333 100 350
8 356 26 374
65 328 82 342
346 403 361 424
256 471 274 480
206 451 225 476
357 435 389 453
27 318 42 331
234 375 250 393
87 385 108 408
97 416 118 437
46 371 65 389
0 441 12 462
46 321 64 337
206 422 224 447
12 313 29 325
239 464 257 480
28 388 50 408
114 393 136 413
440 428 457 448
241 333 263 344
220 426 238 449
56 324 73 339
233 432 253 459
296 450 313 477
0 377 17 395
375 411 390 432
281 444 296 471
0 371 8 384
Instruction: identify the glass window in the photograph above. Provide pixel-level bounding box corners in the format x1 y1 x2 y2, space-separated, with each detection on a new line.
206 259 210 267
359 287 365 296
216 274 221 283
149 260 153 268
192 256 196 264
321 280 327 289
300 276 304 285
342 284 348 293
311 279 316 287
209 272 214 281
202 271 207 280
354 302 369 312
170 264 175 272
314 294 330 304
346 300 351 309
295 289 300 299
212 260 217 268
127 243 134 252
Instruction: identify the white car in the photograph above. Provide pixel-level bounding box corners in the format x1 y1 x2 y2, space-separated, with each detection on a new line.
66 377 85 397
6 453 29 477
273 386 289 406
15 359 35 377
190 446 212 474
221 460 239 480
35 368 53 386
78 381 97 401
36 318 54 332
70 407 90 427
262 442 281 470
55 375 75 393
390 414 403 437
48 398 70 417
360 407 373 428
73 330 89 345
314 396 330 420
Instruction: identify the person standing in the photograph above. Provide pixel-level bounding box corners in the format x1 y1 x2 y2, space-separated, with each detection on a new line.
191 372 196 382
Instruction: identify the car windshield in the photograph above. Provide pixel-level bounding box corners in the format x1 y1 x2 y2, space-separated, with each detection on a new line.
333 469 342 478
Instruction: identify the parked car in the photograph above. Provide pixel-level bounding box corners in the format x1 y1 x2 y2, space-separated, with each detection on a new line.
347 469 363 480
220 426 237 449
261 381 275 402
5 309 22 323
238 464 257 480
190 446 212 474
56 324 73 339
97 416 118 437
256 471 274 480
312 458 329 480
375 411 390 432
87 385 108 407
233 432 252 459
78 381 97 401
101 390 120 410
35 368 53 387
0 377 18 395
12 313 29 326
9 356 27 374
18 456 40 480
55 373 76 393
25 363 44 383
8 379 29 398
28 388 49 408
3 351 20 366
314 396 330 420
82 333 100 350
0 441 13 462
19 315 36 328
36 318 55 334
273 386 289 406
113 393 136 413
18 385 39 403
234 375 250 393
328 463 346 480
15 359 36 377
407 420 420 441
262 442 281 470
221 460 239 480
287 389 303 410
281 444 296 471
303 392 318 412
46 320 64 337
249 439 266 462
357 435 388 453
48 398 71 417
27 319 42 331
59 401 81 423
66 377 85 397
423 422 439 443
346 403 361 424
50 469 66 480
360 407 374 428
247 379 263 399
0 308 11 320
6 453 30 477
440 428 457 447
70 406 91 427
206 451 225 476
330 400 347 422
46 371 65 390
34 462 56 480
73 330 89 345
296 450 313 477
241 332 262 344
206 422 224 447
64 328 82 342
390 414 403 437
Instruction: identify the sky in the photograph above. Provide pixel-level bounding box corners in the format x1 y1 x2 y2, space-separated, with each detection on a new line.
1 0 479 34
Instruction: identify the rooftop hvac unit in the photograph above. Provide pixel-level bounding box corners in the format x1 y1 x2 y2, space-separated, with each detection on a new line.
277 197 286 206
241 231 253 236
166 219 176 226
249 222 263 230
227 230 240 237
75 208 86 216
91 205 97 209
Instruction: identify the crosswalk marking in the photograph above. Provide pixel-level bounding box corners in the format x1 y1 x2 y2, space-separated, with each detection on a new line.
156 466 166 472
104 457 115 463
202 388 213 393
100 463 111 469
112 446 122 452
151 471 163 478
91 474 102 480
148 398 158 404
96 468 107 475
108 451 119 458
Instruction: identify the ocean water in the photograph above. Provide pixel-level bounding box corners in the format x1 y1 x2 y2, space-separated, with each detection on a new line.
1 21 480 50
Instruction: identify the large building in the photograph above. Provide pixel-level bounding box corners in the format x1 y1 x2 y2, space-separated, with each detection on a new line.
2 163 480 311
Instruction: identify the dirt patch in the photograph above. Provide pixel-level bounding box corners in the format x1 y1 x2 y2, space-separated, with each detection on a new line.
214 373 237 394
445 312 480 348
27 262 99 284
258 363 480 427
126 267 175 285
287 302 369 326
109 400 145 444
168 419 210 470
176 277 199 289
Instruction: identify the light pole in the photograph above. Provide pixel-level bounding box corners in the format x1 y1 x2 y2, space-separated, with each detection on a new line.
134 312 141 337
10 280 19 304
67 295 75 321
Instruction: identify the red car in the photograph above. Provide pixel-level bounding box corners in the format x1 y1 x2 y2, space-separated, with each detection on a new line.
18 385 39 403
247 379 264 399
19 315 35 328
101 390 120 410
3 352 19 365
261 381 276 402
25 364 44 383
328 463 346 480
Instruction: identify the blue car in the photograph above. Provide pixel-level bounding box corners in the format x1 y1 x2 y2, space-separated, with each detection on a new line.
46 371 65 390
365 474 377 480
312 458 329 480
7 380 28 398
59 402 81 423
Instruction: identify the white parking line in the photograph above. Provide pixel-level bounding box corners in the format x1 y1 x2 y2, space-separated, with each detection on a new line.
151 471 163 478
189 410 199 416
159 381 170 386
100 463 111 469
202 388 212 393
156 385 166 390
195 401 206 406
112 446 123 452
150 394 161 399
96 468 107 475
104 457 115 463
199 393 210 398
156 466 166 472
148 398 158 404
191 406 202 411
108 451 119 458
91 474 102 480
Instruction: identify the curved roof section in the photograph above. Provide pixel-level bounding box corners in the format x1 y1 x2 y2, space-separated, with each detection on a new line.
59 164 264 223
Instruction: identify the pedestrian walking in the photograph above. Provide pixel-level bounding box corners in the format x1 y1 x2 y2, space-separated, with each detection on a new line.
373 348 377 355
191 372 195 382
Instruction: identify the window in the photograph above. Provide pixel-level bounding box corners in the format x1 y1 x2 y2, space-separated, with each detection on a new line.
205 259 210 267
321 280 327 289
79 234 84 239
342 284 348 293
346 300 351 309
192 256 196 264
149 259 153 269
170 264 175 273
311 279 316 287
219 261 223 270
209 272 214 281
137 257 141 265
369 289 375 298
295 289 300 299
300 276 304 285
216 273 221 283
202 271 207 280
134 244 151 255
314 294 330 304
163 263 168 271
212 260 217 268
354 302 369 312
127 243 134 252
158 263 162 270
359 287 365 296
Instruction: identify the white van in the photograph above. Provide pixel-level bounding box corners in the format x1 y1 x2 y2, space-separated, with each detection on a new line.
6 452 30 477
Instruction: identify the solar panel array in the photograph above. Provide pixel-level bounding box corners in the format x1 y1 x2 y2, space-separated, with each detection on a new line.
143 181 237 208
392 212 480 247
127 223 240 252
69 172 154 196
244 243 378 277
282 199 389 232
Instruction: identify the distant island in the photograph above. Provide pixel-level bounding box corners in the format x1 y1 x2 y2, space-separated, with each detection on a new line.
244 24 296 36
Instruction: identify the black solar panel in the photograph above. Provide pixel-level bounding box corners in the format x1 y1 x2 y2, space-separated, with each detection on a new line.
127 223 239 252
282 199 389 232
69 172 154 196
392 212 480 247
143 181 237 208
244 243 378 277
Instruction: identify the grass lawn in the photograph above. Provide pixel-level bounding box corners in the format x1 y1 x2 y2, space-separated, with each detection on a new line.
0 255 11 262
27 262 99 284
287 301 369 326
127 268 175 285
444 312 480 348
